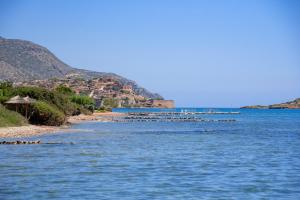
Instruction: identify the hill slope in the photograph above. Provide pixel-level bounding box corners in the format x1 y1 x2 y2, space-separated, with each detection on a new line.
0 38 72 81
0 37 162 99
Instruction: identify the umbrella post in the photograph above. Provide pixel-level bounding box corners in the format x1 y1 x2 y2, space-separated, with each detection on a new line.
25 104 28 119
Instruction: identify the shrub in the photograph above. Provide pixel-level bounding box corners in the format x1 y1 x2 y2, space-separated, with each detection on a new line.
71 95 94 105
71 95 95 112
1 84 96 126
0 105 27 127
97 106 112 112
55 85 75 95
0 81 14 103
121 90 130 94
102 98 119 108
12 86 79 116
0 81 13 90
0 96 9 104
30 101 65 126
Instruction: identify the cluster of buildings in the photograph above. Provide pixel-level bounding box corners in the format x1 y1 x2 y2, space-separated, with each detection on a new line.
15 76 175 108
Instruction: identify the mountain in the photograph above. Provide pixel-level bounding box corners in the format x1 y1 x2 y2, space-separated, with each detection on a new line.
241 98 300 109
0 37 162 99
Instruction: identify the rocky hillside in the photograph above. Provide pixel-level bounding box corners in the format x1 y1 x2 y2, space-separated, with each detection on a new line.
0 37 162 99
241 98 300 109
0 37 73 81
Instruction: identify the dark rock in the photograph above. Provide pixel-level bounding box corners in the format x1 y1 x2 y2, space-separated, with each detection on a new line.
0 140 42 145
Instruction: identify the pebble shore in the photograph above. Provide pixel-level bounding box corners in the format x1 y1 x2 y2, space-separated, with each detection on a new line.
0 140 41 145
0 125 61 138
0 112 125 138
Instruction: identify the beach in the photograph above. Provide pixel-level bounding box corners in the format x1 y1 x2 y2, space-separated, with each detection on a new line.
0 125 62 138
67 112 126 123
0 112 126 138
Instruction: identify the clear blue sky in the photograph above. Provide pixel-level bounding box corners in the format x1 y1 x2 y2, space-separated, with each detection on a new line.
1 0 299 107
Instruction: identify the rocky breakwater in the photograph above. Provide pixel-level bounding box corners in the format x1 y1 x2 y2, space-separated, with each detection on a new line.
0 140 41 145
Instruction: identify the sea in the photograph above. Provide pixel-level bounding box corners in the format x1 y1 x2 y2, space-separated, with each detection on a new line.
1 108 300 199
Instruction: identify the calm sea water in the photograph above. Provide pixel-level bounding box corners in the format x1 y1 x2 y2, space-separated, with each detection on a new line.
1 108 300 199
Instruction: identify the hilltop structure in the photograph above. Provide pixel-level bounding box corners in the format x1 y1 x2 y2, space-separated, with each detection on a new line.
16 77 175 108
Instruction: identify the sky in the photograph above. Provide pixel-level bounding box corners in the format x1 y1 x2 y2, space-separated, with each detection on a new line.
0 0 299 107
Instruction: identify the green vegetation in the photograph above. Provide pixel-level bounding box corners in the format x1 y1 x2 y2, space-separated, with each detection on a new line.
0 82 13 104
71 95 95 112
0 81 95 126
30 101 65 126
0 104 27 127
96 106 112 112
102 97 119 108
121 90 130 94
55 84 75 95
12 86 79 116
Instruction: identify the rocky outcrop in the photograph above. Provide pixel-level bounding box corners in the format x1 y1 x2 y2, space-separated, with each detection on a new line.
240 105 268 109
0 140 41 145
152 100 175 108
241 98 300 109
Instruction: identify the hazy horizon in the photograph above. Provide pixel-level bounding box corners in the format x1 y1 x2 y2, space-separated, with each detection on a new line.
1 0 299 107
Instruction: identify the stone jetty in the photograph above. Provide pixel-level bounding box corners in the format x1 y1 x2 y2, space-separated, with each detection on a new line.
113 111 238 123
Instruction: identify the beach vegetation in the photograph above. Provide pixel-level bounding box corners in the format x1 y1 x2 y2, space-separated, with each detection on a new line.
0 81 95 126
71 95 95 112
29 101 65 126
96 106 112 112
55 84 75 95
0 104 27 127
102 97 119 108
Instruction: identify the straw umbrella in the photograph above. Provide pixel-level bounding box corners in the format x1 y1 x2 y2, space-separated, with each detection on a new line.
5 96 36 119
5 95 25 112
23 96 36 119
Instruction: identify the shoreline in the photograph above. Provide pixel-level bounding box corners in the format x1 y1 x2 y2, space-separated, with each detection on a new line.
0 112 126 138
67 112 126 123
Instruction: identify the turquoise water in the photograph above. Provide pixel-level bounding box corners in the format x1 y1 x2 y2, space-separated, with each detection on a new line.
1 108 300 199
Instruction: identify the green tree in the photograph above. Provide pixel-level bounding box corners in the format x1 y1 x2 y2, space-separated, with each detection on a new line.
55 85 75 95
102 98 119 108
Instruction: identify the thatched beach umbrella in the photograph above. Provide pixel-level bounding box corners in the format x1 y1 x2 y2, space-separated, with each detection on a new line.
5 96 36 118
5 95 25 104
23 96 36 104
5 95 25 112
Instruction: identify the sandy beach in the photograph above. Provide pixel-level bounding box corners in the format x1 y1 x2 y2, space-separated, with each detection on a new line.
67 112 126 123
0 125 62 138
0 112 126 138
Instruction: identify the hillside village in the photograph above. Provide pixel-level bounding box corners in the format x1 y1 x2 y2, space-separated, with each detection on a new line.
0 37 175 109
15 75 175 108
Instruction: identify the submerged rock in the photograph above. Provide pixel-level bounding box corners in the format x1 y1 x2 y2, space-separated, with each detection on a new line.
0 140 41 145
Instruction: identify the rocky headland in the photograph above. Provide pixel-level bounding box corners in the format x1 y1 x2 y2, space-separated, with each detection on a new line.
241 98 300 109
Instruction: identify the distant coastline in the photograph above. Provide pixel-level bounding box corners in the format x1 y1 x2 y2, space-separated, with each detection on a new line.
241 98 300 109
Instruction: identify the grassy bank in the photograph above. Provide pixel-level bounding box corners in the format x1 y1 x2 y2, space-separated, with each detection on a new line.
0 105 27 127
